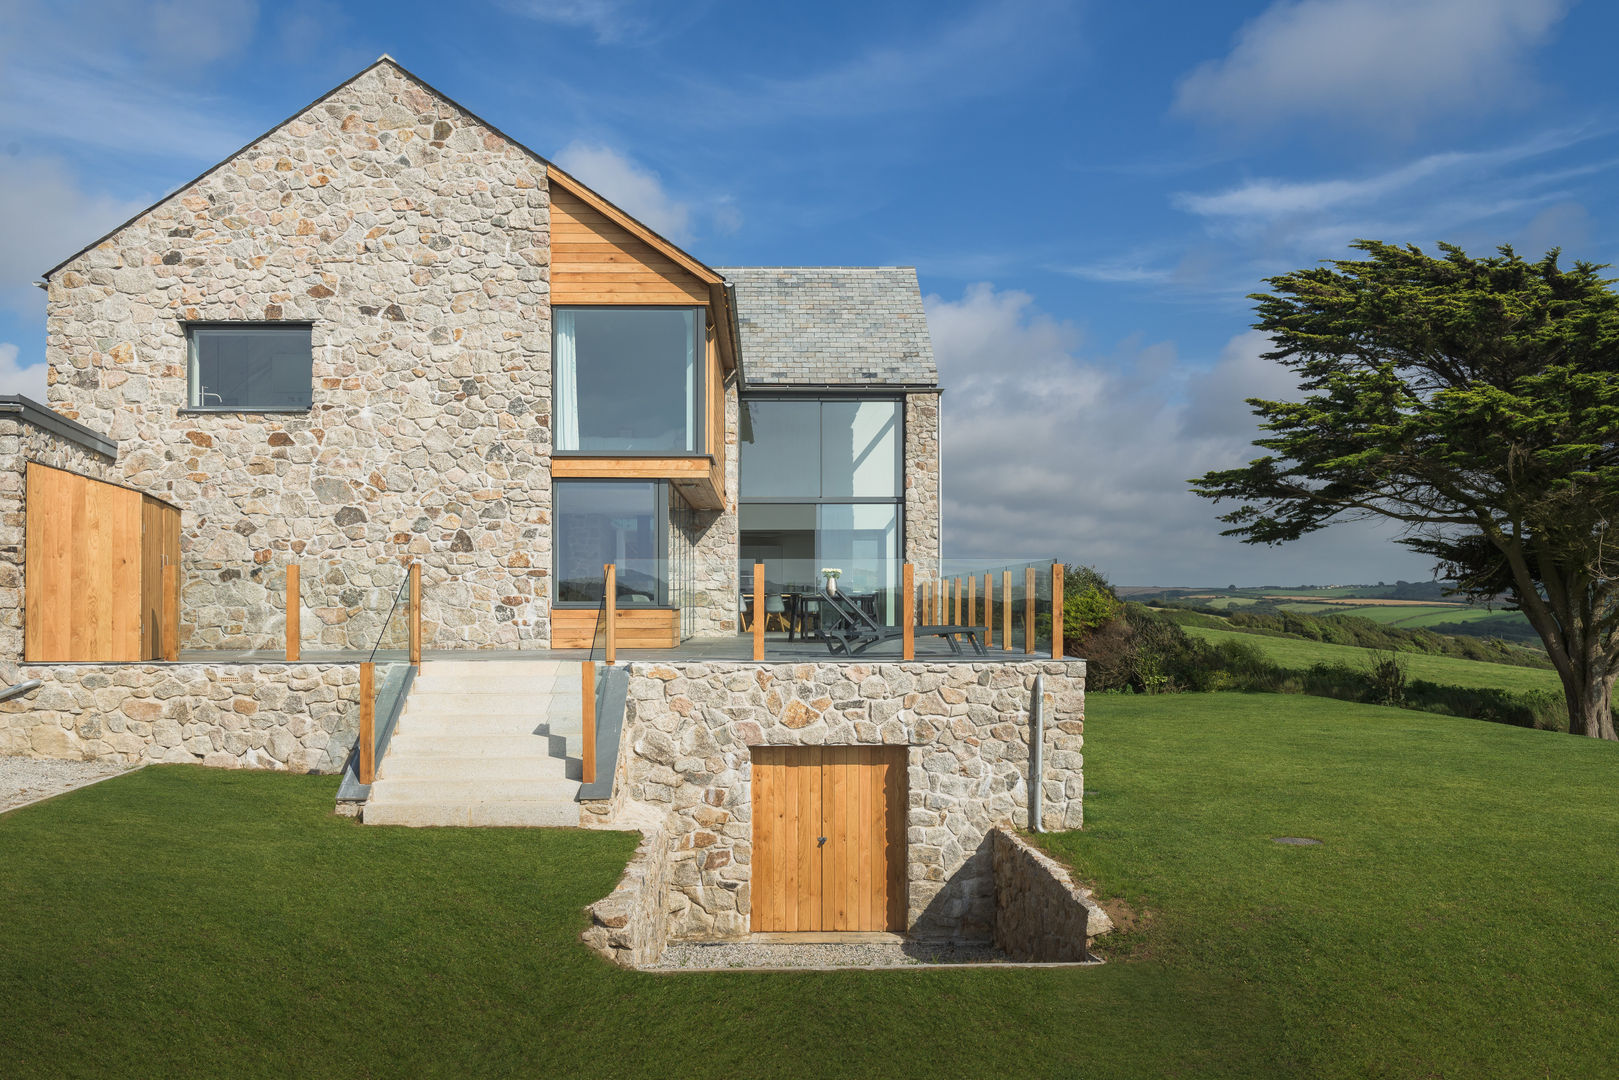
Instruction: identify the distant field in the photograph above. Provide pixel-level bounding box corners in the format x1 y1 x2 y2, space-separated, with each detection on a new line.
1184 625 1561 694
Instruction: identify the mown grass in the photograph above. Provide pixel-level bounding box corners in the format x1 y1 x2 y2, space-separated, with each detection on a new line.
1184 623 1561 693
0 766 1270 1080
1043 694 1619 1078
5 695 1615 1078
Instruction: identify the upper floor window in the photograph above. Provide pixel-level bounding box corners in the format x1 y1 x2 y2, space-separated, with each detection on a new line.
554 306 702 454
186 324 313 412
740 398 902 499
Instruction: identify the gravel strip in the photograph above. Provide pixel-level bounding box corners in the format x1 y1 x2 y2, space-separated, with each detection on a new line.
0 757 134 813
653 939 1010 970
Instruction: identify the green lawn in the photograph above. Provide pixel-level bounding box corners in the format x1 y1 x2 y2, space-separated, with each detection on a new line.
4 696 1615 1078
1185 624 1561 693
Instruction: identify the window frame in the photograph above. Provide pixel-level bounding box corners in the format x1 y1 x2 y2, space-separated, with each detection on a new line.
181 321 315 415
738 393 905 501
551 477 673 608
550 304 708 457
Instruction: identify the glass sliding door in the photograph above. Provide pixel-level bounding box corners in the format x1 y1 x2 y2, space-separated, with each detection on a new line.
554 479 668 606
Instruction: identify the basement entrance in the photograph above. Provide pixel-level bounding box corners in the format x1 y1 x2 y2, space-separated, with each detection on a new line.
750 745 907 933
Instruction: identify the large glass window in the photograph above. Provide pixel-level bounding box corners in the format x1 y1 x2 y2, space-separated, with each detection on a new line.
740 398 900 498
739 396 905 629
186 324 313 411
554 307 702 453
554 480 668 606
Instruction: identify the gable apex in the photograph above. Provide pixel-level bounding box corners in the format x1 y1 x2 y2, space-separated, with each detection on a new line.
39 56 720 287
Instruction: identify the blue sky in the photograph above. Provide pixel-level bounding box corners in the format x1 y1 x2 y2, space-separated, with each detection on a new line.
1 0 1614 585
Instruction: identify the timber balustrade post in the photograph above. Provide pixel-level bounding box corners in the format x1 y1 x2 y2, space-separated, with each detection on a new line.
1002 570 1013 652
409 562 421 667
582 660 596 785
954 577 962 626
752 562 765 661
285 563 300 663
902 563 915 660
1025 566 1037 654
984 572 993 648
1051 562 1064 659
604 563 617 664
162 562 180 662
359 661 375 785
967 574 976 630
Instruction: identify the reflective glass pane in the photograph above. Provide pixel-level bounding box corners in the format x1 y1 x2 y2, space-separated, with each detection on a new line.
816 503 899 625
821 400 901 498
554 480 665 605
562 308 698 453
190 326 312 410
740 400 821 497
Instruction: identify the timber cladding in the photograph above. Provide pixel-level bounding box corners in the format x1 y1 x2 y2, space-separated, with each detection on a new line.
24 463 180 662
550 607 680 649
750 745 908 933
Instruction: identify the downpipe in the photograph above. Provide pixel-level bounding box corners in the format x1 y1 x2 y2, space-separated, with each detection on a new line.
1028 673 1045 833
0 679 41 703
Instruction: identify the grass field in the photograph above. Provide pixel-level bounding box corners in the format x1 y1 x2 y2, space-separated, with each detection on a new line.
1183 624 1561 693
5 697 1617 1077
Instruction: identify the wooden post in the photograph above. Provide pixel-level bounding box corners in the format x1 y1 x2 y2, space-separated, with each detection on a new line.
581 660 596 785
920 578 930 625
967 574 976 629
902 563 915 660
1002 570 1012 651
1025 566 1037 654
359 661 375 785
285 563 300 662
1051 562 1064 659
408 562 421 667
983 572 993 648
954 577 962 626
752 562 765 662
604 563 617 664
162 562 180 662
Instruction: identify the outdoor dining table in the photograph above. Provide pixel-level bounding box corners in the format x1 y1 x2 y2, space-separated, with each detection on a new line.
780 590 878 642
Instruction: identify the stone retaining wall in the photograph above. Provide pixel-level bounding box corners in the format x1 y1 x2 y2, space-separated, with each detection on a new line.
581 824 672 968
991 827 1112 962
605 659 1085 942
0 662 361 772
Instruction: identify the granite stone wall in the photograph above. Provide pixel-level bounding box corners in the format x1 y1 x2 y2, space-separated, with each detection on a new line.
581 824 673 968
606 659 1085 942
0 417 120 674
992 827 1112 962
43 62 557 651
0 661 362 772
676 378 740 638
904 392 941 570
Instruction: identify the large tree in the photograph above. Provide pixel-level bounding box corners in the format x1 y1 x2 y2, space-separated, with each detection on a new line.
1193 241 1619 739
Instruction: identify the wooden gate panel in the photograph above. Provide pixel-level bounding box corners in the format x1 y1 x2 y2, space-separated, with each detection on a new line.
750 745 906 934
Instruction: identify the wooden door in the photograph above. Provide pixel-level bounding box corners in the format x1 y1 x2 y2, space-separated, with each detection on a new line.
751 745 907 933
25 463 143 661
140 497 181 659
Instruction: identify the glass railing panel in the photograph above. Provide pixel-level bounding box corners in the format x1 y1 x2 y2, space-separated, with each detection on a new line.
368 568 412 664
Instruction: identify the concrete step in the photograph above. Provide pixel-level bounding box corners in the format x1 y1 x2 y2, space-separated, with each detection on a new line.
418 661 572 679
363 799 581 828
412 675 578 695
395 716 549 737
392 734 558 757
404 695 574 717
369 776 580 803
378 755 570 782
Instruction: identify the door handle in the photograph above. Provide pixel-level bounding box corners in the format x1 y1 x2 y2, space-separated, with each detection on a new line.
817 836 827 847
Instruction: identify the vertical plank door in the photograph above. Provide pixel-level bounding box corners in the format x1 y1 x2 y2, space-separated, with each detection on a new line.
750 745 907 933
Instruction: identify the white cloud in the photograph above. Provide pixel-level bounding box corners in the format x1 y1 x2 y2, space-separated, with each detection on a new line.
499 0 654 44
1174 0 1568 134
927 284 1433 585
553 142 693 241
0 344 48 403
0 156 149 311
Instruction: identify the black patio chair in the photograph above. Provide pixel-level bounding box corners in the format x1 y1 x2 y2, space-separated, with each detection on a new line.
818 589 988 656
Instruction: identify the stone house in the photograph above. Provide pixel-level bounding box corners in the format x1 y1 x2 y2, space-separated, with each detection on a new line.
1 58 1089 954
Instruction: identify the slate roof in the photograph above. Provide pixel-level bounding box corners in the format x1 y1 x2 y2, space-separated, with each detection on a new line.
717 267 938 388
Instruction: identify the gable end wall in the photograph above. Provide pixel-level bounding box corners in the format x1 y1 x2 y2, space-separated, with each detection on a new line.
43 64 557 650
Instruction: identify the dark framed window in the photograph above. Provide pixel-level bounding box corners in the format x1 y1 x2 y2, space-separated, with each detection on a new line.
554 479 669 607
553 306 704 454
186 324 313 412
740 398 901 498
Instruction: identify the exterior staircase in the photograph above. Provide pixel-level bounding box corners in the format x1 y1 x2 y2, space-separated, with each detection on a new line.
363 659 585 827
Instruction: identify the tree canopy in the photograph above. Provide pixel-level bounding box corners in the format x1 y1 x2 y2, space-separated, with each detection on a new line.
1192 240 1619 739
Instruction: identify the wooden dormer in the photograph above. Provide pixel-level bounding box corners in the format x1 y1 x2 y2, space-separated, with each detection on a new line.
547 167 736 511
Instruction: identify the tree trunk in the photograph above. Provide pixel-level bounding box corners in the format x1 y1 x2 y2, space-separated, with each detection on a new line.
1562 663 1619 740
